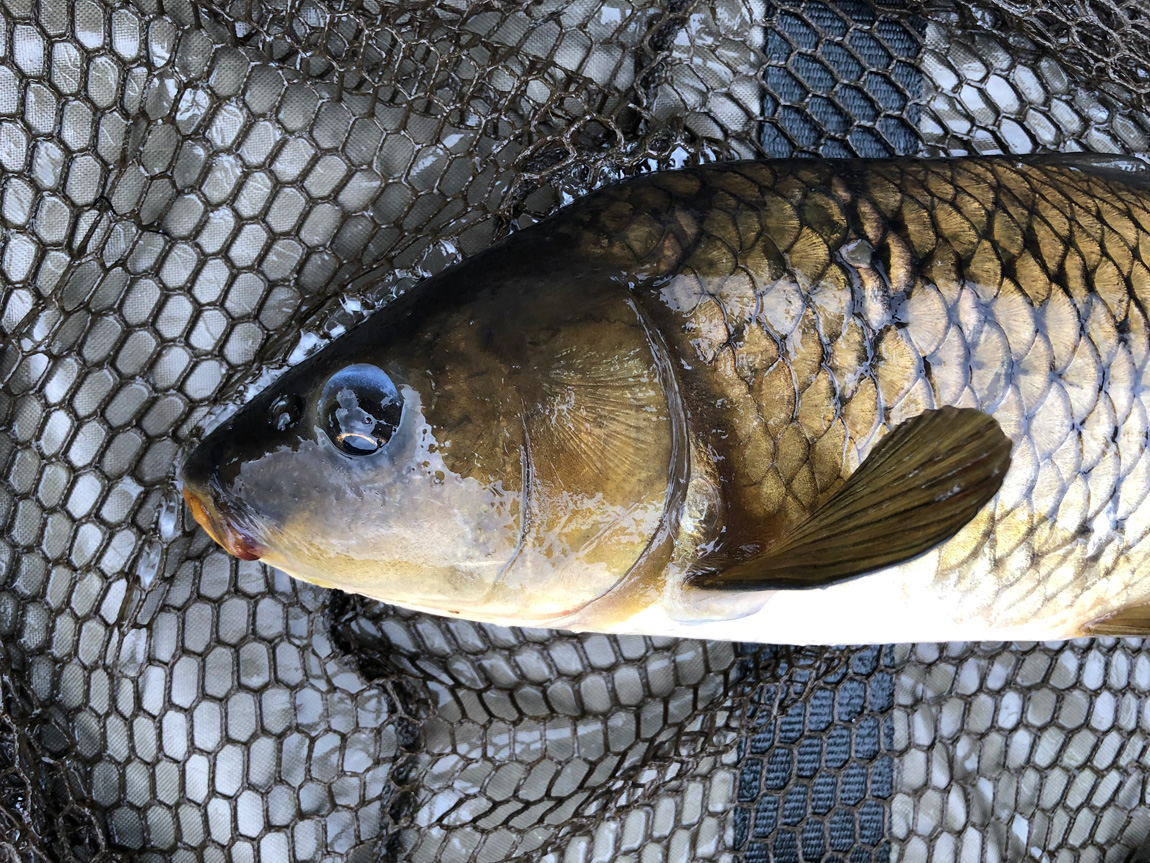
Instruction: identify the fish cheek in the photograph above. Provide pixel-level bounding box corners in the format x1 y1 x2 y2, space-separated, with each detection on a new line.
229 437 354 544
249 389 527 609
420 366 525 499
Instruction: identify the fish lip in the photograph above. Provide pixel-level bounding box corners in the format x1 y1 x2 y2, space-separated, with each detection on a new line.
181 483 265 561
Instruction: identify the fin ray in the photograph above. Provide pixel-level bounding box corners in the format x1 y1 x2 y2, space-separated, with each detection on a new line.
1082 603 1150 637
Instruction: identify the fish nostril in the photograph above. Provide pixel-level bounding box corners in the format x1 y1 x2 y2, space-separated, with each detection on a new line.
268 394 302 432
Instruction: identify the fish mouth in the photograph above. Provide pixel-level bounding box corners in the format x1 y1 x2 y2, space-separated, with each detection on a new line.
181 484 265 561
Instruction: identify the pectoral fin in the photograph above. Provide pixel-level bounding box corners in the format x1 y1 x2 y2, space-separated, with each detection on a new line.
1081 603 1150 636
691 407 1012 591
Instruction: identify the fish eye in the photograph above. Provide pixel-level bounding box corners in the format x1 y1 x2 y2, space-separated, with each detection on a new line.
319 364 403 455
268 394 302 431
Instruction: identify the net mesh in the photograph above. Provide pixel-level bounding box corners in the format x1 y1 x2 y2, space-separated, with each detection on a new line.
1 0 1149 861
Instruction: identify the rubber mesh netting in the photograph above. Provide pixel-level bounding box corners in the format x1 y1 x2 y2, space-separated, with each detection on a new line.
2 0 1150 861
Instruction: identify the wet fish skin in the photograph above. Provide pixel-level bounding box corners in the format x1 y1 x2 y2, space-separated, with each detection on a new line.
181 156 1150 643
564 157 1150 640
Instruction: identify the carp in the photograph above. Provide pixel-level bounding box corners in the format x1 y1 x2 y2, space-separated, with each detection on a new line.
181 155 1150 644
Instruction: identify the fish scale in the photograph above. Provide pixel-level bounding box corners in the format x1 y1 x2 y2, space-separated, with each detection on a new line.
566 157 1150 639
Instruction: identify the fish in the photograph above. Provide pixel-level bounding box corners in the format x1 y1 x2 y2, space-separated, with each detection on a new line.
180 154 1150 644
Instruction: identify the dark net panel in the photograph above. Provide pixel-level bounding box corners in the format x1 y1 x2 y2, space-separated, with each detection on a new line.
1 0 1149 862
732 5 918 862
759 0 925 159
733 646 896 863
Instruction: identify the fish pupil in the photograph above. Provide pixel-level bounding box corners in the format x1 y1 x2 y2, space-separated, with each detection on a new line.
320 364 403 455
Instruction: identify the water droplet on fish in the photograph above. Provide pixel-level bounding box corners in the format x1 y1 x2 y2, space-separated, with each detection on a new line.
157 488 181 542
136 539 163 590
117 627 148 676
842 238 874 268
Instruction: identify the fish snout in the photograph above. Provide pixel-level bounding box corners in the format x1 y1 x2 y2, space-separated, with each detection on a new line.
181 483 265 562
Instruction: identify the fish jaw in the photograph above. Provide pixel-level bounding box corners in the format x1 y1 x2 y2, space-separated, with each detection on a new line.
181 484 265 561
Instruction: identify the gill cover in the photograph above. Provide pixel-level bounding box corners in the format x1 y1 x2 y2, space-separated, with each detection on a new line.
499 284 688 620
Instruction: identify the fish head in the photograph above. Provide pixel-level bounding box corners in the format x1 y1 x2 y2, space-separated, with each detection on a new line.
180 252 686 625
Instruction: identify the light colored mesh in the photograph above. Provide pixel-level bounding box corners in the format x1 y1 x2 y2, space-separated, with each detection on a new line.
890 640 1150 862
1 1 1148 861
